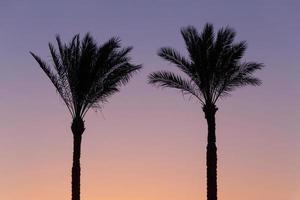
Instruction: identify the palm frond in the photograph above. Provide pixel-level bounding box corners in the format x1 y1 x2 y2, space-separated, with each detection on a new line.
181 26 201 64
157 47 200 84
148 71 203 103
30 52 75 115
213 62 264 101
158 47 191 72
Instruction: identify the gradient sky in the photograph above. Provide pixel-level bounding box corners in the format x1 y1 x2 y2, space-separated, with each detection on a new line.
0 0 299 200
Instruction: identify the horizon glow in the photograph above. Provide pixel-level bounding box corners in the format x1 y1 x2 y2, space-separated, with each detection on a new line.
0 1 299 200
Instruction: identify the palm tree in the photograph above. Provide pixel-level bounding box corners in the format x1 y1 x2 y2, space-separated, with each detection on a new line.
30 33 141 200
148 23 264 200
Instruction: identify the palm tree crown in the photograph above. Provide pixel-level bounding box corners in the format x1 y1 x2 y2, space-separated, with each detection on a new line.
31 33 141 118
149 23 264 105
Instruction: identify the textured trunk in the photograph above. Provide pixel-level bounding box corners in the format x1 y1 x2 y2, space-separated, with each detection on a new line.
71 117 85 200
203 104 218 200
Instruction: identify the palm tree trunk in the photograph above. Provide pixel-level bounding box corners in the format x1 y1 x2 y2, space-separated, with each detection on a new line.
71 117 85 200
203 104 218 200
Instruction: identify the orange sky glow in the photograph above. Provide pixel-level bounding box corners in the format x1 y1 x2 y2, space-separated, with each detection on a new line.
0 1 299 200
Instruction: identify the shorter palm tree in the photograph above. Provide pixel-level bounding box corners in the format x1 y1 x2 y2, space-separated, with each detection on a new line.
30 33 141 200
148 23 264 200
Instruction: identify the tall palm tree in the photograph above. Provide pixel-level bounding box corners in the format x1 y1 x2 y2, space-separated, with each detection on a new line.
148 23 264 200
30 33 141 200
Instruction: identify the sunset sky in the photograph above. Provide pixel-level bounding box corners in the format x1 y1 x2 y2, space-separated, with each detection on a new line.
0 1 299 200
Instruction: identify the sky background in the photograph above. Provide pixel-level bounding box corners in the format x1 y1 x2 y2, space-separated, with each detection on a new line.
0 0 299 200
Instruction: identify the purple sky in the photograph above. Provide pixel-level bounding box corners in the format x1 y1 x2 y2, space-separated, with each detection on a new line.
0 1 299 200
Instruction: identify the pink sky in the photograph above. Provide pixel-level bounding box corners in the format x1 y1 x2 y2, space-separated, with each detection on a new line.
0 1 299 200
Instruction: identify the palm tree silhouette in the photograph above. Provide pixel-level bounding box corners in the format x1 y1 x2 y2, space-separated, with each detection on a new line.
30 33 141 200
148 23 264 200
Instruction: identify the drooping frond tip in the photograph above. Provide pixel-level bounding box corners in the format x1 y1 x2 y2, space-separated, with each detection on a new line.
148 71 203 103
